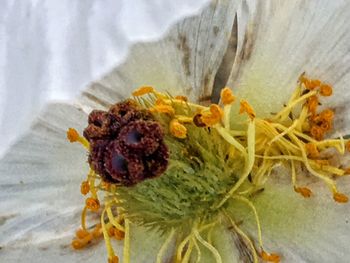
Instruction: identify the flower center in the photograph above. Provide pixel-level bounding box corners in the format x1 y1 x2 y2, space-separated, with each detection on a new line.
67 74 349 263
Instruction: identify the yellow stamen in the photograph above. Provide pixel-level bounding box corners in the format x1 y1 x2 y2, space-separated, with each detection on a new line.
175 95 188 102
294 187 312 198
132 86 154 96
307 95 319 115
239 100 256 120
151 104 175 115
108 256 119 263
201 104 223 126
333 192 349 203
220 87 235 105
80 181 90 195
346 141 350 152
76 228 90 239
67 128 89 149
320 84 333 96
305 143 319 159
261 250 281 263
170 119 187 139
86 197 100 212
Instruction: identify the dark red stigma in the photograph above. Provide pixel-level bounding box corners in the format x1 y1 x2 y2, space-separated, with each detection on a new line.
84 100 169 186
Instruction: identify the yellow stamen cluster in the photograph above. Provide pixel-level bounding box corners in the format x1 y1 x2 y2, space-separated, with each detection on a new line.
69 77 348 263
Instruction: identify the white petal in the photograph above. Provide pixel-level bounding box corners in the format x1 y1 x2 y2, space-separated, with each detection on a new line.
0 1 241 260
229 172 350 262
226 0 350 135
79 0 240 110
0 0 210 157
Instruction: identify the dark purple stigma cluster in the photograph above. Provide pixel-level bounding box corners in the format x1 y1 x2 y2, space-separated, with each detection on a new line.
83 100 169 186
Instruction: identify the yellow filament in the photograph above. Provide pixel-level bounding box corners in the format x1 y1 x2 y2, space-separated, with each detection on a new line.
192 237 201 263
81 205 88 230
156 228 175 263
176 232 194 262
106 206 125 232
232 195 263 248
272 90 317 121
215 125 246 155
193 229 222 263
123 219 130 263
101 210 116 260
216 120 255 208
182 239 194 263
224 212 258 263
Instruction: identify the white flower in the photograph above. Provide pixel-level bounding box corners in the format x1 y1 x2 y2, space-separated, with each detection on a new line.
1 1 350 263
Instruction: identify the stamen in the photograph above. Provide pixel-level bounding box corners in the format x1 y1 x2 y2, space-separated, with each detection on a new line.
108 256 119 263
132 86 154 96
86 197 100 212
156 228 175 263
67 128 89 149
170 119 187 139
80 181 90 195
294 187 312 198
320 84 333 96
201 104 224 126
220 87 235 105
239 100 256 120
175 95 188 102
333 192 349 203
261 250 281 263
151 104 175 115
305 143 320 159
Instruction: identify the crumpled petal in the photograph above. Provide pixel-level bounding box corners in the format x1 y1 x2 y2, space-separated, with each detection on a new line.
0 1 240 261
0 0 209 158
226 0 350 136
78 0 240 111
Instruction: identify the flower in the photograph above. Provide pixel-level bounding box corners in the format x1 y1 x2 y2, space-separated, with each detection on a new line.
1 1 350 263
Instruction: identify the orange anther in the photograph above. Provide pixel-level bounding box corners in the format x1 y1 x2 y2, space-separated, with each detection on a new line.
333 192 349 203
76 228 90 239
307 79 321 90
310 125 324 141
80 181 90 195
294 187 312 198
346 141 350 152
175 95 188 102
307 95 319 115
86 197 100 212
220 87 235 105
305 143 319 159
319 109 334 121
261 250 281 263
344 168 350 175
239 100 256 120
320 84 333 96
200 104 223 126
132 86 154 96
108 256 119 263
151 105 175 115
169 119 187 139
67 128 80 143
114 229 125 240
72 239 85 250
92 223 102 238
